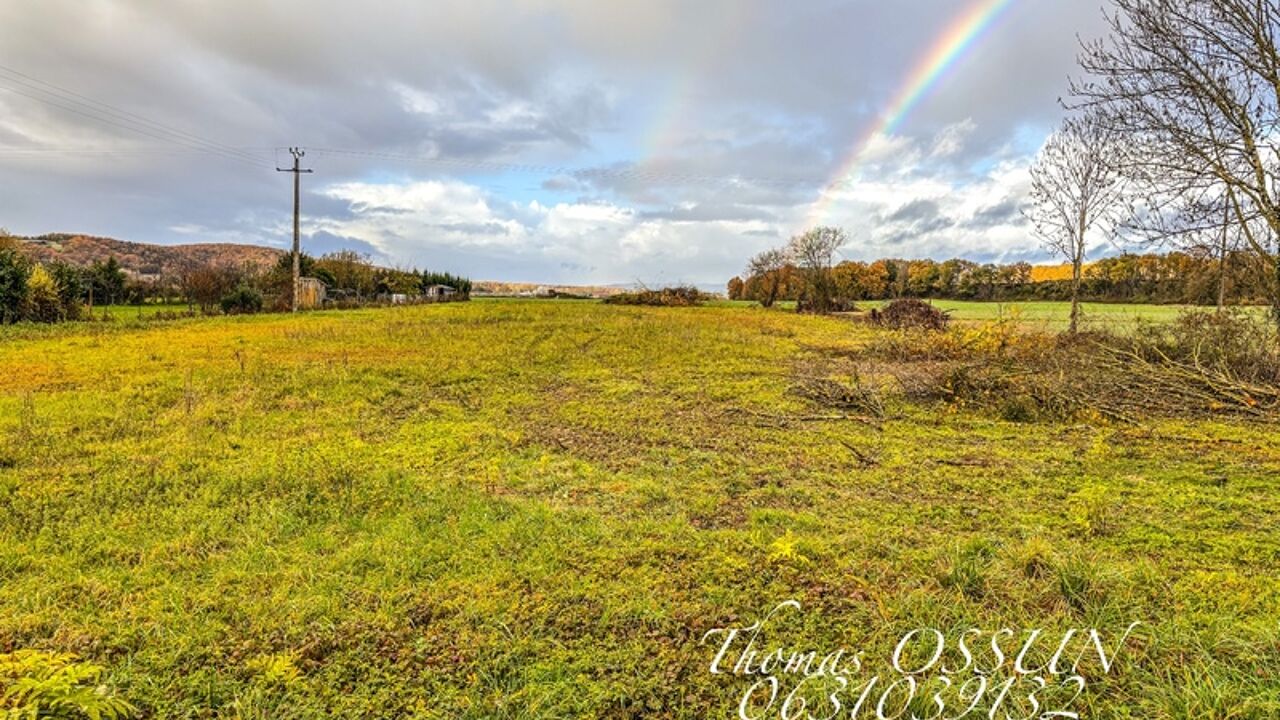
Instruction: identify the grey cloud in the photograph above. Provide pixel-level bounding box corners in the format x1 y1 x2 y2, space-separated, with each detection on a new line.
887 199 943 224
883 199 956 238
304 231 381 258
966 196 1026 230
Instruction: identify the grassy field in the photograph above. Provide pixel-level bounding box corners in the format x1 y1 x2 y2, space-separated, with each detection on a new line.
81 303 195 319
871 300 1195 328
1 301 1277 718
717 298 1255 330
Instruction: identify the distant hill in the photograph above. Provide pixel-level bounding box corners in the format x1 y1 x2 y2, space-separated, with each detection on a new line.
16 234 283 278
474 280 631 299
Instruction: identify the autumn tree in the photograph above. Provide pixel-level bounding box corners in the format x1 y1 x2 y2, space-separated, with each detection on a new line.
787 226 847 313
905 259 941 297
746 248 789 308
1026 114 1125 333
726 276 745 300
316 250 376 298
23 265 63 322
180 264 242 312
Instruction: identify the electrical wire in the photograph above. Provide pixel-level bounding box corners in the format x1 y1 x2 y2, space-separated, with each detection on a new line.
0 63 273 167
0 64 275 170
305 147 821 190
0 65 829 190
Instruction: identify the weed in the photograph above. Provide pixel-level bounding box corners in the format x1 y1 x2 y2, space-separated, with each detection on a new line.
0 650 135 719
939 538 996 599
1069 483 1117 537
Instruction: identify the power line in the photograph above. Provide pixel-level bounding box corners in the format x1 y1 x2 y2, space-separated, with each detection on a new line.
0 83 273 170
0 147 273 156
305 147 823 190
0 63 271 167
0 64 274 169
0 62 833 191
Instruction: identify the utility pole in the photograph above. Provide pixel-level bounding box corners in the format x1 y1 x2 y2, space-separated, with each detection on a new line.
277 147 313 312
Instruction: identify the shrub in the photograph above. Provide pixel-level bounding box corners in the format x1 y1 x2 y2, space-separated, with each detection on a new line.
872 298 950 331
220 284 264 315
22 265 64 323
46 261 85 320
1132 310 1280 384
0 239 30 324
602 286 705 307
150 310 200 321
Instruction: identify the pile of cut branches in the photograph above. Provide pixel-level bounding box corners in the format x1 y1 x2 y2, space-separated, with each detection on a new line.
883 310 1280 423
602 286 706 307
790 370 886 419
870 298 950 331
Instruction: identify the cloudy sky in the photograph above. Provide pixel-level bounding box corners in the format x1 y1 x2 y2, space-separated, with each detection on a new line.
0 0 1109 285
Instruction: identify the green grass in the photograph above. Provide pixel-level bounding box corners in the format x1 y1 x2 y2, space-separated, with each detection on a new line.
0 301 1277 718
881 300 1194 327
82 303 194 319
716 298 1265 330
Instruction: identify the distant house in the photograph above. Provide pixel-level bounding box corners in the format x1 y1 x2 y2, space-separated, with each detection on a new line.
423 284 457 300
298 277 326 309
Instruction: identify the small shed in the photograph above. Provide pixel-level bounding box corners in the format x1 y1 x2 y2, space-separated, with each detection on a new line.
298 277 327 309
424 284 457 300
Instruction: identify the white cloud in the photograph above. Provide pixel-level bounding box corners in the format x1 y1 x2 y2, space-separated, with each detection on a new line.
931 119 977 158
792 132 1037 263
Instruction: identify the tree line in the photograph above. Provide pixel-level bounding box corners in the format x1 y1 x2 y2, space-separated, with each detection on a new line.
173 250 473 314
728 249 1274 307
0 232 471 324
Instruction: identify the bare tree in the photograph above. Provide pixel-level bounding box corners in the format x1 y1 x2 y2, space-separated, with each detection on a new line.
1182 191 1250 310
746 248 788 308
787 226 847 314
1026 114 1125 334
1071 0 1280 323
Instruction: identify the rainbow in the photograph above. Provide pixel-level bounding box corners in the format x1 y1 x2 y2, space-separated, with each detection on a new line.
803 0 1018 230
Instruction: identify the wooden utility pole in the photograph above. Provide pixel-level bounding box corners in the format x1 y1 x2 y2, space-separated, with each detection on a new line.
277 147 313 312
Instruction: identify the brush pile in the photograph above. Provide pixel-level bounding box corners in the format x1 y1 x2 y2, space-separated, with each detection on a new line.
790 367 886 418
901 310 1280 420
870 298 950 331
602 286 706 307
852 309 1280 423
